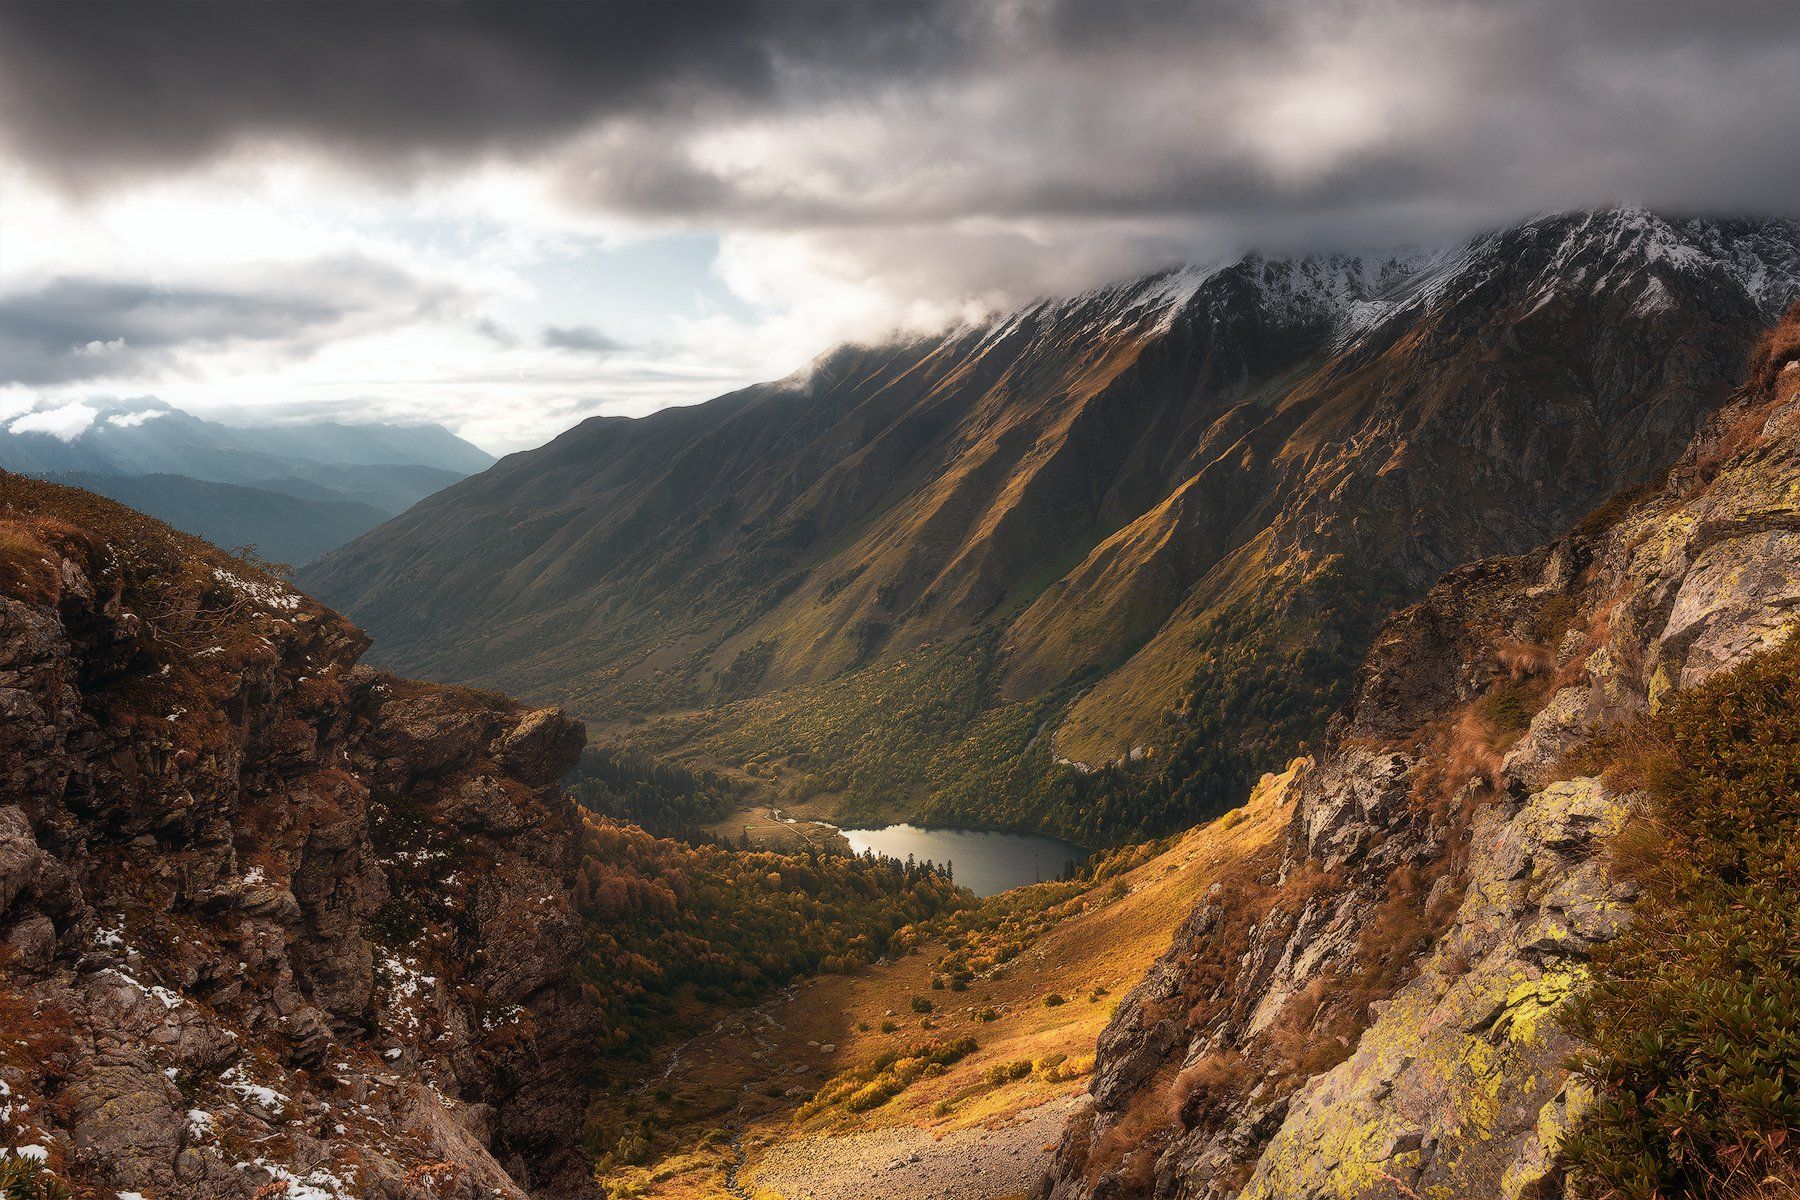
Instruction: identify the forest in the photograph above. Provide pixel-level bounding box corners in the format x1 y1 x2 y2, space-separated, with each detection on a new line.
566 745 744 838
572 813 969 1163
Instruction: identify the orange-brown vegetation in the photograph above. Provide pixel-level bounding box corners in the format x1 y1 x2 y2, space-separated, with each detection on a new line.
1748 301 1800 395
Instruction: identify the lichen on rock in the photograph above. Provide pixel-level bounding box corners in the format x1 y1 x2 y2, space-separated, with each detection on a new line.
1043 307 1800 1200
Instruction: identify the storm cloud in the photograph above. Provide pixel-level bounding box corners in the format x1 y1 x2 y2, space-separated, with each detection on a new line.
5 1 1798 231
0 1 961 185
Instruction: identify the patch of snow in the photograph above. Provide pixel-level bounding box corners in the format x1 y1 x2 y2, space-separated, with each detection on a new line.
480 1004 526 1033
238 1159 353 1200
103 967 183 1010
211 567 302 611
220 1064 289 1111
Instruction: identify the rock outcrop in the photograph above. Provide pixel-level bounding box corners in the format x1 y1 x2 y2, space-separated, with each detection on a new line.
1042 309 1800 1199
0 476 594 1198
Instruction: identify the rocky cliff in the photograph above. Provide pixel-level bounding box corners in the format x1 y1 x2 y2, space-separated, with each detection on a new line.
1041 309 1800 1199
0 475 593 1198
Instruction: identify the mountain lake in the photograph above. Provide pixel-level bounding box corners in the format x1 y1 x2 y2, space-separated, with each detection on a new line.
839 824 1088 897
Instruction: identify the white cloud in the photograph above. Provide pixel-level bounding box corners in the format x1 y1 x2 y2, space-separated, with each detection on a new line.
9 401 98 440
106 408 166 428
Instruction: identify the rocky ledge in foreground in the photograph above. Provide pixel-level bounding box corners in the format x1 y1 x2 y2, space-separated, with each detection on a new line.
1043 309 1800 1200
0 474 593 1198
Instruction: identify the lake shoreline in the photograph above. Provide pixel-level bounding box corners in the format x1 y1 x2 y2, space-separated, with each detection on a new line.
838 822 1088 897
702 804 1090 896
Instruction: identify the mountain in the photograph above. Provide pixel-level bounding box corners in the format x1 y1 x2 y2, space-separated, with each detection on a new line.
1040 299 1800 1200
306 209 1800 843
215 417 496 475
0 397 493 561
48 471 392 565
0 397 492 483
0 473 593 1196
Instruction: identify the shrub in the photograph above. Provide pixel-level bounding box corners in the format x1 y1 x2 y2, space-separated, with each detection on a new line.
1563 636 1800 1199
910 996 934 1013
1043 992 1066 1007
1748 302 1800 394
799 1038 978 1119
983 1059 1033 1086
0 1158 70 1200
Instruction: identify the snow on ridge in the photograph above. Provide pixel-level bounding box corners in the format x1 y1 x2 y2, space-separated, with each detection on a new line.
942 208 1797 366
1507 208 1800 317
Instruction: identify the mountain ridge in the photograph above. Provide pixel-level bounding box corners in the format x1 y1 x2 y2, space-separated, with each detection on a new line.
0 396 493 482
1040 292 1800 1200
306 208 1800 842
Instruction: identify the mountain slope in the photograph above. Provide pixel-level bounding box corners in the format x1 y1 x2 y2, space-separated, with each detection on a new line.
307 210 1800 841
49 471 392 565
1040 305 1800 1198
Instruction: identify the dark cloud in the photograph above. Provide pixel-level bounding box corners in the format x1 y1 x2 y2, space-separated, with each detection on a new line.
4 0 1798 357
542 325 624 356
0 0 959 185
0 260 458 384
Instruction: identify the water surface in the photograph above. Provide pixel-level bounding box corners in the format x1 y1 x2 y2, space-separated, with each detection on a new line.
839 823 1086 897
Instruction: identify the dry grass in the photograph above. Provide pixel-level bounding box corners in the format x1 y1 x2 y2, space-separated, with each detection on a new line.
1748 303 1800 396
1496 639 1556 679
598 776 1295 1198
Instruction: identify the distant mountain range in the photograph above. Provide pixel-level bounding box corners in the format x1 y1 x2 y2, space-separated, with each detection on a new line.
307 208 1800 841
0 398 493 564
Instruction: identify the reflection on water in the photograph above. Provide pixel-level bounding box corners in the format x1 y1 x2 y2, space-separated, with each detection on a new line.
839 823 1087 897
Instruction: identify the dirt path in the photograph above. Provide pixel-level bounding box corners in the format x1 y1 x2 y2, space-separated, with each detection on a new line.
745 1096 1080 1200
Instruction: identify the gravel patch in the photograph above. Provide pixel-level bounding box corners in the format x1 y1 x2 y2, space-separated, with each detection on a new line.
747 1096 1081 1200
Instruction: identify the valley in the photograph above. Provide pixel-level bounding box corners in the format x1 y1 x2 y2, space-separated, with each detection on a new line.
309 209 1800 847
9 7 1800 1200
3 215 1798 1200
593 764 1295 1199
